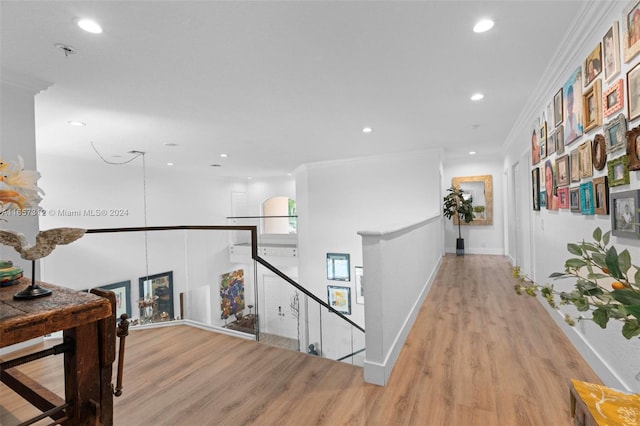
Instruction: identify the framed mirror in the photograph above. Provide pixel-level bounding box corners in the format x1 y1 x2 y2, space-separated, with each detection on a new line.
451 175 493 226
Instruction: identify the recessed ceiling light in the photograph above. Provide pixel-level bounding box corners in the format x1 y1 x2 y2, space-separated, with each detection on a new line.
67 121 86 126
469 151 477 155
473 19 494 33
362 127 373 133
220 154 228 158
210 164 222 167
77 19 103 34
167 162 174 166
247 177 253 180
470 93 484 101
164 143 178 147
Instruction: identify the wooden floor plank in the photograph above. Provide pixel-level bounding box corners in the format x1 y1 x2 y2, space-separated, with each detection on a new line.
0 255 602 425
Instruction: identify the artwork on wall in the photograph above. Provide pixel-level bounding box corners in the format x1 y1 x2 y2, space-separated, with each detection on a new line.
543 160 558 211
547 130 557 156
570 148 581 182
558 187 570 209
539 120 548 159
556 125 565 154
579 140 594 178
540 191 547 208
627 125 640 170
583 43 603 87
139 271 174 322
603 79 624 117
579 182 595 215
532 127 541 165
611 189 640 237
556 155 570 187
327 253 350 281
593 134 607 170
354 266 364 305
604 113 628 153
583 80 602 133
327 285 351 315
532 168 540 211
563 67 584 145
627 61 640 120
603 22 621 82
570 187 581 212
608 155 630 186
220 269 245 320
97 280 132 319
593 176 610 215
623 0 640 63
554 88 564 127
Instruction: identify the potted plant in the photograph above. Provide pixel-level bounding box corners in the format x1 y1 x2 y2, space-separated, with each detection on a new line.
443 185 474 255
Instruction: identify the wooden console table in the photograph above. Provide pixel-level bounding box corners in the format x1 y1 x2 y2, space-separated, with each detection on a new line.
1 277 115 425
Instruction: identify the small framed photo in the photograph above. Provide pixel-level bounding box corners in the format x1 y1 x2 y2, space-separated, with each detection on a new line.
556 155 570 187
570 148 581 182
583 80 602 133
592 134 607 170
97 280 132 319
139 271 174 322
623 0 640 63
327 285 351 315
556 125 566 154
532 168 540 211
593 176 610 215
547 131 557 156
603 79 624 118
570 187 581 212
354 266 364 305
563 67 584 145
580 181 595 215
327 253 350 281
540 190 547 208
608 155 630 187
579 140 594 178
539 121 547 159
611 190 640 237
558 187 570 209
604 113 628 153
627 61 640 120
603 22 621 82
626 125 640 170
554 88 564 127
584 43 603 87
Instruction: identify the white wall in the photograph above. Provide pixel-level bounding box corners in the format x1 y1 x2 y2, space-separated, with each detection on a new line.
295 149 442 362
443 156 504 255
502 1 640 392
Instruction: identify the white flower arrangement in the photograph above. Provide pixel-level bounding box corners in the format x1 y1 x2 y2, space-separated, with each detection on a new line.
0 156 44 216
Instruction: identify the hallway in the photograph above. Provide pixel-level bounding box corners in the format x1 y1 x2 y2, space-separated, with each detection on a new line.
1 255 601 425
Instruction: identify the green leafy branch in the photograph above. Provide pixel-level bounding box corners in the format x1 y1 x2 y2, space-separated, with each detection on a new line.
514 227 640 340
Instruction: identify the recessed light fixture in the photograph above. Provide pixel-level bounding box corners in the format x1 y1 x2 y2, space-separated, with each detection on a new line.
67 121 86 126
362 127 373 133
470 93 484 101
473 19 494 33
164 143 178 147
247 177 253 180
220 154 228 158
210 164 222 167
167 162 174 166
77 19 103 34
469 151 477 155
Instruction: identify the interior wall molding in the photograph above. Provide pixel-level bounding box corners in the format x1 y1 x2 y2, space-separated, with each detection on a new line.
1 68 52 94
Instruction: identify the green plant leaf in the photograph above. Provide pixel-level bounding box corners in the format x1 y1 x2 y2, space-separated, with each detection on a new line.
574 296 590 311
549 272 568 278
593 227 602 242
610 289 640 305
587 273 609 280
619 249 632 274
625 305 640 320
567 243 583 256
592 308 609 328
603 230 611 246
591 253 606 269
635 269 640 290
581 243 601 253
605 247 623 279
565 258 587 268
622 319 640 339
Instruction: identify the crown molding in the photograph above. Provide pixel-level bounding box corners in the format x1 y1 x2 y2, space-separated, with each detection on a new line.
1 68 52 95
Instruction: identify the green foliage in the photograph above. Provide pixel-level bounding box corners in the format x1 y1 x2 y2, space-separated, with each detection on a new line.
443 185 474 239
513 227 640 340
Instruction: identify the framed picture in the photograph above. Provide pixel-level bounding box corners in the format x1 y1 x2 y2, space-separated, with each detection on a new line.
532 168 540 211
627 125 640 170
570 148 581 182
547 131 557 156
608 155 630 187
556 155 570 187
327 285 351 315
540 190 547 208
604 113 628 153
603 79 624 117
220 269 245 320
139 271 174 322
327 253 350 281
592 134 607 170
563 67 584 145
556 125 565 154
354 266 364 305
97 280 132 319
623 0 640 63
593 176 610 215
570 187 581 212
627 61 640 120
579 140 593 178
539 121 547 160
554 88 564 127
580 181 595 215
583 80 602 133
532 128 540 165
611 189 640 237
583 43 602 87
558 187 570 209
603 22 621 82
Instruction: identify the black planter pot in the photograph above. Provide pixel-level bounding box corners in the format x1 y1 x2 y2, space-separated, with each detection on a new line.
456 238 465 256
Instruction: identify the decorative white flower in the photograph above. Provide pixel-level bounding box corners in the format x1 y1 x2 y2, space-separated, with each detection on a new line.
0 156 44 214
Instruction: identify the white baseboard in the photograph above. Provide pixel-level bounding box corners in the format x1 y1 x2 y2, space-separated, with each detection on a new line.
445 247 504 255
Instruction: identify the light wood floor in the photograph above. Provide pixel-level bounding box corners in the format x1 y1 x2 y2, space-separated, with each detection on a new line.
1 255 602 425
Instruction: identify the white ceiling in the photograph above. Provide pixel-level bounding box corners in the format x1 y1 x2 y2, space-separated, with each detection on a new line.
1 1 582 178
